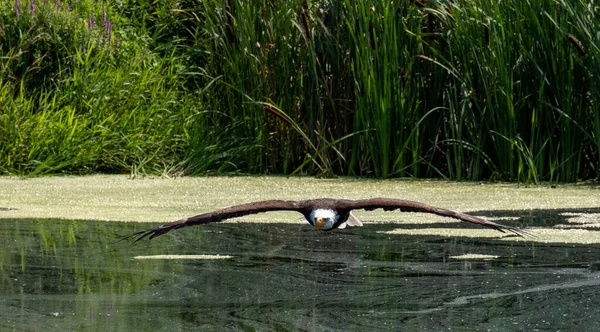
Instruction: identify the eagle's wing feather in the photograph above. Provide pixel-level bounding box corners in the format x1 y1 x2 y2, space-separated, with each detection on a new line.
337 198 530 237
128 200 306 242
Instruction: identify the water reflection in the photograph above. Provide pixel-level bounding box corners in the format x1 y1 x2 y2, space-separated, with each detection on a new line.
1 218 599 331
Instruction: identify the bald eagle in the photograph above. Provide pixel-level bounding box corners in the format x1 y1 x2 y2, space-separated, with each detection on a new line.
129 198 529 241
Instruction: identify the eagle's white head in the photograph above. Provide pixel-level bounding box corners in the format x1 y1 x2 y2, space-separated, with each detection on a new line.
309 209 338 230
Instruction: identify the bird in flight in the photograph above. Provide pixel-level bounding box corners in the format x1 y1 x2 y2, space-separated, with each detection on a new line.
128 198 529 242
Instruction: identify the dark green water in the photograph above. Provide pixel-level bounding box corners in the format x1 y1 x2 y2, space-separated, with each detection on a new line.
1 218 600 331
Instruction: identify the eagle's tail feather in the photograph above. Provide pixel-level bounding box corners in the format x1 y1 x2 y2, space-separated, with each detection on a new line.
347 212 363 227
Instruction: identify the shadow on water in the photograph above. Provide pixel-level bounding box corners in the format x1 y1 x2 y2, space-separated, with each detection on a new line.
1 209 600 331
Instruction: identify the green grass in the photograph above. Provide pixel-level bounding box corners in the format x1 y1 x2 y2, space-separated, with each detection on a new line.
0 0 598 182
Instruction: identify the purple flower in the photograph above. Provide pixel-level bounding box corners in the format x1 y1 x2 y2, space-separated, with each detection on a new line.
29 0 35 13
15 0 22 16
102 9 106 25
88 14 95 30
105 20 112 44
54 0 59 11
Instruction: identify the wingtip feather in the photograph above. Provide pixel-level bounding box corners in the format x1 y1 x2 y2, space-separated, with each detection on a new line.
489 221 535 239
124 221 186 243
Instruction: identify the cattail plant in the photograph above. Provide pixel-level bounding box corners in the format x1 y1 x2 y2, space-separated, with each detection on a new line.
225 1 234 44
300 0 311 40
567 35 585 57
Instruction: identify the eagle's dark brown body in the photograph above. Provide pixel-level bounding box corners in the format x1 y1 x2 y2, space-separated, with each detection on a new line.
128 198 529 242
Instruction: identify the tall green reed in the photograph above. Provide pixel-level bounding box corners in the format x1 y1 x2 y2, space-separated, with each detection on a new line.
427 0 598 182
345 1 421 177
192 0 350 175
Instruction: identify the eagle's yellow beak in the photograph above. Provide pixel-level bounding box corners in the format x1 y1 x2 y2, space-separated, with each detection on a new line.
315 217 325 229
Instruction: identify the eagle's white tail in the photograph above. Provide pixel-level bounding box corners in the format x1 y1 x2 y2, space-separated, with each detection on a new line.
347 212 363 227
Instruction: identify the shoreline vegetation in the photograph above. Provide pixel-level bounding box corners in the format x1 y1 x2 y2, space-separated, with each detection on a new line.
0 0 598 182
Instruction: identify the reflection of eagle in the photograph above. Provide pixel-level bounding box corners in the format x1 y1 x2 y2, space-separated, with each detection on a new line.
130 198 529 241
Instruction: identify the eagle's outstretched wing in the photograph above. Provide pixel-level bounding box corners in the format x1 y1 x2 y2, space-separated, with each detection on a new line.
126 198 530 242
337 198 530 237
127 200 306 242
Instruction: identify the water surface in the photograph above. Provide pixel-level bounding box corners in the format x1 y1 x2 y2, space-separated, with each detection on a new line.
1 217 600 331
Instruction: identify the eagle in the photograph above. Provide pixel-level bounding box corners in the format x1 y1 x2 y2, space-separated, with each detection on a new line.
129 198 529 241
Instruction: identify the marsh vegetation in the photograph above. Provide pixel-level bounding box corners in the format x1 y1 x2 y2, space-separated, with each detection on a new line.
0 0 598 182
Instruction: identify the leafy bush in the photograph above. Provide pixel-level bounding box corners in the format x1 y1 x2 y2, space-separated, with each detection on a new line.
0 0 201 175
